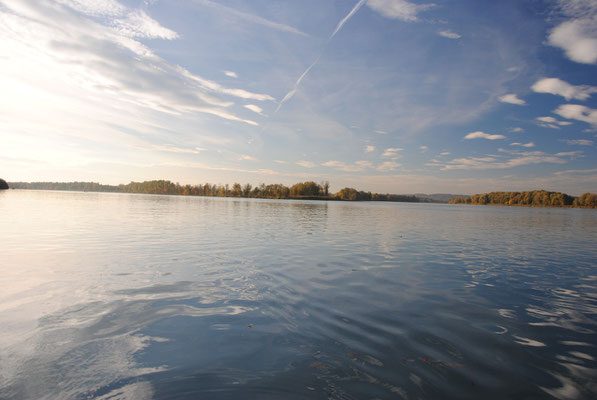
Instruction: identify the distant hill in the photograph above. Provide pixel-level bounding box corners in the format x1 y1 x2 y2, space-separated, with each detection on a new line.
415 193 469 203
0 178 9 190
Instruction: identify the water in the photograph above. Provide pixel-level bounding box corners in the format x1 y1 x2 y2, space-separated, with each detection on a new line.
1 189 596 399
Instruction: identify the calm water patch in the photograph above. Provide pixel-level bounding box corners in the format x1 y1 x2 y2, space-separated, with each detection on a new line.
1 190 596 399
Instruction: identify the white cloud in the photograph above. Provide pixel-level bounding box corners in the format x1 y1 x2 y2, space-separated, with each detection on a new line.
536 116 573 129
553 104 597 127
442 151 569 170
531 77 597 100
55 0 126 16
374 130 387 134
367 0 435 22
510 127 524 133
322 160 364 172
355 160 373 168
419 145 428 151
548 18 597 64
382 147 403 157
438 30 461 39
239 154 256 161
377 161 401 171
564 139 593 146
498 93 526 105
464 131 506 140
194 0 308 37
273 160 286 164
297 160 316 168
244 104 263 114
224 71 238 78
152 145 206 154
365 145 376 153
439 151 450 155
510 142 535 148
113 9 178 39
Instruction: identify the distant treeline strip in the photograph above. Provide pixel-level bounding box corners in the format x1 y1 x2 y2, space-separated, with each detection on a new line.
8 180 428 203
449 190 596 208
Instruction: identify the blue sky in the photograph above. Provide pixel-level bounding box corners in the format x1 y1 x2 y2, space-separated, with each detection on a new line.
1 0 596 195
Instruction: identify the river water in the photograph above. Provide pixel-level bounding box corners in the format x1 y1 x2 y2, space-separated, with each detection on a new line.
1 189 596 399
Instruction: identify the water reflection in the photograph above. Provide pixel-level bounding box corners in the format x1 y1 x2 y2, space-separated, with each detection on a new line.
1 190 596 399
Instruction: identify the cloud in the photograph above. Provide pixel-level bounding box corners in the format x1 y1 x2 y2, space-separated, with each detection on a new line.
244 104 263 114
553 104 597 127
297 160 316 168
224 71 238 78
510 142 535 148
498 93 526 105
531 78 597 100
152 145 206 154
536 116 573 129
375 130 388 134
382 147 403 157
442 151 570 170
322 160 364 172
0 0 273 133
55 0 126 17
510 127 524 133
239 154 256 161
548 18 597 64
563 139 593 146
365 145 376 153
355 160 373 168
438 30 461 39
113 9 179 39
439 151 450 155
464 131 506 140
376 161 401 171
419 145 428 151
192 0 308 37
366 0 435 22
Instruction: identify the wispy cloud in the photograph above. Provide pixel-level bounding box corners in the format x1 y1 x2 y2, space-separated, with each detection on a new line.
510 127 524 133
498 93 526 105
224 70 238 78
377 161 401 171
297 160 316 168
192 0 309 37
553 104 597 127
438 30 461 39
152 145 206 154
113 9 179 39
419 145 429 151
510 142 535 148
563 139 593 146
365 145 376 153
239 154 256 161
532 77 597 100
382 147 403 157
366 0 435 22
536 116 572 129
464 131 506 140
244 104 263 114
441 150 571 170
322 160 365 172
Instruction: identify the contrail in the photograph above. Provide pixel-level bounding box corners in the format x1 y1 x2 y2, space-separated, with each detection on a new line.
275 0 367 113
330 0 367 40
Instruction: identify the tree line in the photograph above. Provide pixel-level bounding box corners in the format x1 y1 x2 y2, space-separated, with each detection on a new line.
8 180 431 203
448 190 597 208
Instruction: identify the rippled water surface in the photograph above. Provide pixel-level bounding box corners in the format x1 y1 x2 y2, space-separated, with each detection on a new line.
1 190 596 399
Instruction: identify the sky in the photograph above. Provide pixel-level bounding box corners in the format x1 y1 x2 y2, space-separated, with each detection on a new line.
1 0 596 195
